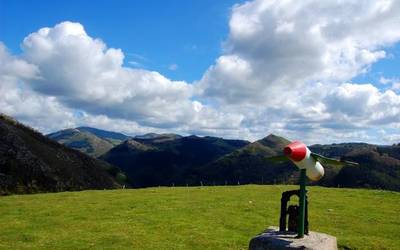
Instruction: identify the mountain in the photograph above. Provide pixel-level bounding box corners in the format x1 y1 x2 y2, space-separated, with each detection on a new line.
309 142 376 157
47 127 130 157
310 143 400 190
46 122 400 191
100 135 250 187
201 138 400 190
0 114 125 194
197 134 298 185
99 132 400 191
134 133 182 141
77 127 130 142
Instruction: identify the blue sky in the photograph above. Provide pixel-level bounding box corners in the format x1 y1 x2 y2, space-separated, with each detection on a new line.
3 0 399 85
1 0 400 144
353 45 400 86
0 0 245 82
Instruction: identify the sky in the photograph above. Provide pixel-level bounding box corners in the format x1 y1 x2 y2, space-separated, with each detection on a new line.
0 0 400 144
0 0 243 81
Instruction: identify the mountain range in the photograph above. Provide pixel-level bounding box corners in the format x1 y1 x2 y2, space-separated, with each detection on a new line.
1 113 399 194
101 135 249 187
49 124 400 191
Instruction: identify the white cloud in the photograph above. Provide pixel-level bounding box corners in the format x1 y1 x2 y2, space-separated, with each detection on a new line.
195 0 400 143
198 0 400 105
1 1 400 145
379 76 392 84
379 76 400 90
0 43 39 81
324 83 400 125
17 21 240 131
0 42 78 131
0 24 242 137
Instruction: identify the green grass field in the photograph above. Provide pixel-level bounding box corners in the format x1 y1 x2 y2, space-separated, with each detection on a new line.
0 185 398 249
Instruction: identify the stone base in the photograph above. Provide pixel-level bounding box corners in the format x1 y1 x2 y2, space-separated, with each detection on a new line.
249 226 337 250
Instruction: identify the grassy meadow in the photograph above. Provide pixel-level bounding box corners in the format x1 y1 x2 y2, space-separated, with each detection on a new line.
0 185 398 249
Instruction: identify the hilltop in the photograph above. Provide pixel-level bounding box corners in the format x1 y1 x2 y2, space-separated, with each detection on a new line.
47 127 130 157
0 114 126 194
198 134 297 185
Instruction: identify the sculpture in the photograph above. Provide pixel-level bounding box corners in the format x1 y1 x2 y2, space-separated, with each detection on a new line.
268 141 358 238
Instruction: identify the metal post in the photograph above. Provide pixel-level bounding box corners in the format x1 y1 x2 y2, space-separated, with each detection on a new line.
297 169 307 238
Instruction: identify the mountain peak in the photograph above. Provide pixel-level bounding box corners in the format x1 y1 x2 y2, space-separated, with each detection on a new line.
250 134 291 154
263 133 286 140
47 127 128 157
261 134 290 144
124 139 154 151
76 127 130 141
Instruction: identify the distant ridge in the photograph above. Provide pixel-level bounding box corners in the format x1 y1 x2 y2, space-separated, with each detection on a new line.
47 125 400 191
0 114 124 194
77 127 130 141
135 132 177 139
200 135 400 190
48 127 130 157
100 135 250 187
198 134 297 185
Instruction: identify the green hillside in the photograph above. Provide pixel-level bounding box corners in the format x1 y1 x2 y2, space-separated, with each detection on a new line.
198 134 297 185
47 127 129 157
101 135 250 187
200 136 400 191
77 127 130 142
0 185 398 249
310 144 400 190
0 114 124 194
47 128 115 157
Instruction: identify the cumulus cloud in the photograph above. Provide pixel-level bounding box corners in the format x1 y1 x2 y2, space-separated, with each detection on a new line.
324 84 400 124
0 42 241 137
1 1 400 144
22 22 190 124
0 42 78 131
198 0 400 104
195 0 400 143
16 22 242 131
0 23 242 137
0 43 38 81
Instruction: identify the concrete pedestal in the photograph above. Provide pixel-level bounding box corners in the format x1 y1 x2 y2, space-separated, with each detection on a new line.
249 227 337 250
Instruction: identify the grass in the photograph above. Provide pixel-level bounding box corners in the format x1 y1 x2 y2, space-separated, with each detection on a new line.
0 185 398 249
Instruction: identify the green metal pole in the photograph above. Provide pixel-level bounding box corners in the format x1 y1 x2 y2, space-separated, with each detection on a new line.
297 169 307 238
